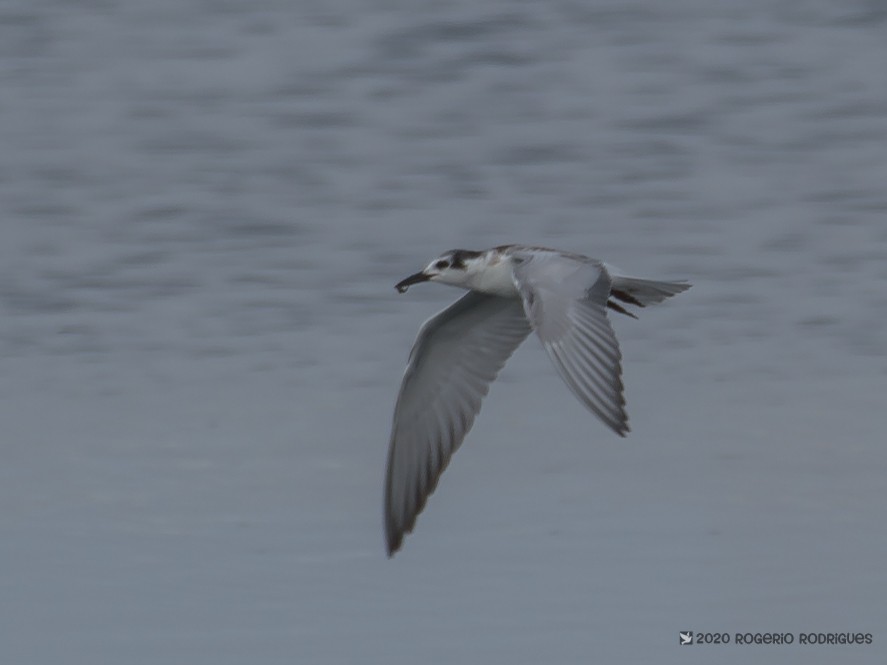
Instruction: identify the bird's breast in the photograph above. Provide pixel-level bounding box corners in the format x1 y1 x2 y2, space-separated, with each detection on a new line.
467 261 521 297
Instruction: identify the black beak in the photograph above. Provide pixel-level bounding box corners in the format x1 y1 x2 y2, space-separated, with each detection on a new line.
395 271 430 293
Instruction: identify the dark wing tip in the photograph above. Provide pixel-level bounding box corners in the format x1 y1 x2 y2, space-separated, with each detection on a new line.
386 533 401 558
610 288 645 308
384 481 406 557
607 299 639 319
385 501 407 557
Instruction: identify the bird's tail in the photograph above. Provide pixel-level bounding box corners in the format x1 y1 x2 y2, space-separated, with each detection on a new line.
605 275 691 318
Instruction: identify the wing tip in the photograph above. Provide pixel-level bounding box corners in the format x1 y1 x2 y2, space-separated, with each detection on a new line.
384 513 406 558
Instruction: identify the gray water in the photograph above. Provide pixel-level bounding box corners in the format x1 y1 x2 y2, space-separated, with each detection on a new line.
2 1 886 663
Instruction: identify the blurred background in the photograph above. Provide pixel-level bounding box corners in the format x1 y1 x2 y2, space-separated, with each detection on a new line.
1 1 885 663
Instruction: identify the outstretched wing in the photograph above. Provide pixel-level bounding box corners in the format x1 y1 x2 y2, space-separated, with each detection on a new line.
385 291 531 556
511 250 629 437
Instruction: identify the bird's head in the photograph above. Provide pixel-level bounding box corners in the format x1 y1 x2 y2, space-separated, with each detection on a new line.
395 249 486 293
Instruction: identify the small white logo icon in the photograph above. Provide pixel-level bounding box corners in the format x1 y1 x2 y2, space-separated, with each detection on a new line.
679 632 693 645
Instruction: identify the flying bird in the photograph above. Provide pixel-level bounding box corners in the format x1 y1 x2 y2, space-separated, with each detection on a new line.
385 244 690 556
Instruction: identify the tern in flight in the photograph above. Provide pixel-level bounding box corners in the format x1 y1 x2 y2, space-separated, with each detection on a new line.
385 244 690 556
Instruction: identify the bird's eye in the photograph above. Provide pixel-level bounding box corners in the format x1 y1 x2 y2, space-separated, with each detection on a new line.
435 260 449 269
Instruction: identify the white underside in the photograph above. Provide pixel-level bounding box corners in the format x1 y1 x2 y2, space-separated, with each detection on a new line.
464 257 521 297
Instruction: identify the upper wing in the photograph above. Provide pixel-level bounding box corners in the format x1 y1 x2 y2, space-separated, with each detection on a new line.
385 291 531 556
511 250 629 437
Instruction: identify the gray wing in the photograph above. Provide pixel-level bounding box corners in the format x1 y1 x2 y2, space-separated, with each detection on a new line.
511 250 629 437
385 291 531 556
